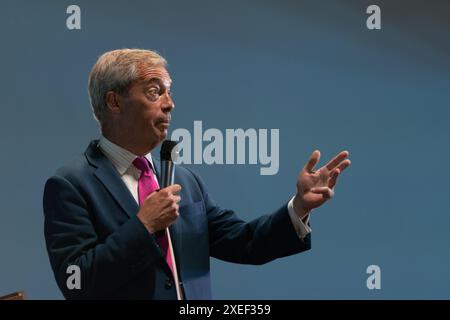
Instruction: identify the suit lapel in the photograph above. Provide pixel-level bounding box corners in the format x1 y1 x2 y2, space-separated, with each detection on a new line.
85 140 139 218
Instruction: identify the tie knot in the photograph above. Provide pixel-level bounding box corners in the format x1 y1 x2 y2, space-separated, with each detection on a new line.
133 156 151 174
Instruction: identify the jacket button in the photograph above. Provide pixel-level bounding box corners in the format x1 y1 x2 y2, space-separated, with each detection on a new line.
165 277 172 289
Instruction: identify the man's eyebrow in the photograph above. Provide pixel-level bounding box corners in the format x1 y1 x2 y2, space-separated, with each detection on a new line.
143 77 172 87
143 77 163 86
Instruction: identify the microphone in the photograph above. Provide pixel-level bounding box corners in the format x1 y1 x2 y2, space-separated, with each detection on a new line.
160 140 179 188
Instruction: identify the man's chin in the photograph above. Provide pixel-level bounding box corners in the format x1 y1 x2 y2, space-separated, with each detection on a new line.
154 128 168 142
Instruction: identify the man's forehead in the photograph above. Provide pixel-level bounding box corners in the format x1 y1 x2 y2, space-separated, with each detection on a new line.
140 66 172 86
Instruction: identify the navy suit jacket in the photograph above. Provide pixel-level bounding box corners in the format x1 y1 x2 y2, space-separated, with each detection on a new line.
43 140 311 299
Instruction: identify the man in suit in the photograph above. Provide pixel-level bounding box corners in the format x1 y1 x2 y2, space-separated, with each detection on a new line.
43 49 351 300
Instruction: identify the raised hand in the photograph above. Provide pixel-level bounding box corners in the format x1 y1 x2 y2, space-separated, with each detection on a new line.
293 150 351 218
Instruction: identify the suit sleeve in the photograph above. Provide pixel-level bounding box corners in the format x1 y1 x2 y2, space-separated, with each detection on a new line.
187 169 311 265
43 175 160 299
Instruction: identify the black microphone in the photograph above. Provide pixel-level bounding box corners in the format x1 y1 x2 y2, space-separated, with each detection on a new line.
160 140 179 188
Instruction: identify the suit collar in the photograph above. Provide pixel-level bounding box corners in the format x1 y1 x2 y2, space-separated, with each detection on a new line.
85 140 139 218
98 136 157 176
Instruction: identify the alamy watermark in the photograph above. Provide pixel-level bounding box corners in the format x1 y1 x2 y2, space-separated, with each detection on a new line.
66 265 81 290
366 5 381 30
170 121 279 176
66 4 381 32
366 264 381 290
66 5 81 30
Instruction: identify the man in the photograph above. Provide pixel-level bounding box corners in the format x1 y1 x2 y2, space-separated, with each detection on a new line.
43 49 350 300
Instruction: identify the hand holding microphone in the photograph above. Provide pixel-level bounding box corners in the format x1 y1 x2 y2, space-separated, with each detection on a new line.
137 140 181 234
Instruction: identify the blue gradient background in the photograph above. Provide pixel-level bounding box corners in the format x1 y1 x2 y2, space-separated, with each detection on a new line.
0 0 449 299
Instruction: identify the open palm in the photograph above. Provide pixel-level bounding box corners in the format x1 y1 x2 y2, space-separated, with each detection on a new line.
294 150 351 217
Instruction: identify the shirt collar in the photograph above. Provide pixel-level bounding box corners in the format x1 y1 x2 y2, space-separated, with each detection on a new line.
98 135 155 175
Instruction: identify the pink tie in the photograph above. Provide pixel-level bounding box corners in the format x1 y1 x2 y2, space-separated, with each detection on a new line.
133 156 175 275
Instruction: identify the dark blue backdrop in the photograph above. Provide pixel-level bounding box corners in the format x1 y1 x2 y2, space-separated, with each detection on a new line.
0 0 449 299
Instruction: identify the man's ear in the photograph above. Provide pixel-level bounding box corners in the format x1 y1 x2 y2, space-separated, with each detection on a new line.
105 91 122 115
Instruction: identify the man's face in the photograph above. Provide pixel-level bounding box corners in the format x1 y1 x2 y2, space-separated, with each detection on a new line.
117 66 174 149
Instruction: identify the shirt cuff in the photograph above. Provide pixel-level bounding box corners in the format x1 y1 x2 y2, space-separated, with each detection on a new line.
287 196 312 239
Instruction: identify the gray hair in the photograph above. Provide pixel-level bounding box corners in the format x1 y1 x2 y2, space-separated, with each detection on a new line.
88 48 167 125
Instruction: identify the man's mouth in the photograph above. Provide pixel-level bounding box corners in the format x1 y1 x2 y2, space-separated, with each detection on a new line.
159 115 171 125
157 119 171 130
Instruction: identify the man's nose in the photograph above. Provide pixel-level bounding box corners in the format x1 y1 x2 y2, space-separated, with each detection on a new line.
162 92 175 112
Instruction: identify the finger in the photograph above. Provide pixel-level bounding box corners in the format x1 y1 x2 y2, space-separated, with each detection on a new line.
310 187 335 198
336 159 351 173
173 195 181 203
166 184 182 194
172 205 180 219
325 150 349 171
167 201 179 215
304 150 321 172
328 169 340 189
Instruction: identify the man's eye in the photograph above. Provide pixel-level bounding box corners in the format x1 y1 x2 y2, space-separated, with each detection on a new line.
147 88 160 100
